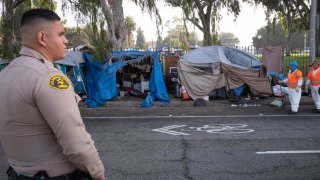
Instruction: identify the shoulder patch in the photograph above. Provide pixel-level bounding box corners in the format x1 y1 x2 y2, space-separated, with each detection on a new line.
49 75 70 90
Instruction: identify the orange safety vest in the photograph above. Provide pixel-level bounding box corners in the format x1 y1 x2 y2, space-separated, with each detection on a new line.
307 68 320 86
287 70 302 89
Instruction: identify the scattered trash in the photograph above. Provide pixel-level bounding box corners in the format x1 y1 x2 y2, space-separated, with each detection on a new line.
230 104 261 107
270 99 284 107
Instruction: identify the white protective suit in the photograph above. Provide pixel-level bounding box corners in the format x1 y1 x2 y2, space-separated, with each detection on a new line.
306 68 320 110
281 70 303 112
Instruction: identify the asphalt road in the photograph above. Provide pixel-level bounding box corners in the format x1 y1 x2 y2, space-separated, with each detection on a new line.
1 104 320 180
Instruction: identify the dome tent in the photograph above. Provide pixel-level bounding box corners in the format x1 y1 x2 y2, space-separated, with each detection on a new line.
177 46 273 100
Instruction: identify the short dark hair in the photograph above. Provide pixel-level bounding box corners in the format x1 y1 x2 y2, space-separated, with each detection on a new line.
21 9 61 27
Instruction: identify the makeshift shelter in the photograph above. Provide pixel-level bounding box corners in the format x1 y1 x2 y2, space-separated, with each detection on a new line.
262 46 284 78
55 51 87 96
0 60 10 72
177 46 273 100
84 50 170 108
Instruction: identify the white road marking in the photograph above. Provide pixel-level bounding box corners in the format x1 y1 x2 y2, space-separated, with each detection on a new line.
152 125 190 135
181 124 254 134
82 114 320 119
256 150 320 154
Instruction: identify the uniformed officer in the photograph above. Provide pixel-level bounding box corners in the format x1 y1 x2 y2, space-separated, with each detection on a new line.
279 60 303 114
0 9 105 180
306 60 320 113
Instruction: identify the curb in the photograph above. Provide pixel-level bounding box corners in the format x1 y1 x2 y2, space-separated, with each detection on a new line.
79 96 315 108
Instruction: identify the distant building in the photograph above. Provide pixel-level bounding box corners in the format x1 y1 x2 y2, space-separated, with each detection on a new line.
220 38 237 48
75 45 94 54
145 41 157 49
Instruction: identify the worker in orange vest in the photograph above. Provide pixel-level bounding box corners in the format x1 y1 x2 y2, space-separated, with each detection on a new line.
305 60 320 113
279 60 303 114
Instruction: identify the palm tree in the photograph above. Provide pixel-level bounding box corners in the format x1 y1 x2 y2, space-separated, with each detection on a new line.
124 16 137 48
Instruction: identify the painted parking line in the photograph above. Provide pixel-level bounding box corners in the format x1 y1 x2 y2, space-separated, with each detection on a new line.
256 150 320 154
83 114 320 119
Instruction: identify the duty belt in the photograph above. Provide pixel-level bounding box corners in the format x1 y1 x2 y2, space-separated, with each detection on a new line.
7 166 93 180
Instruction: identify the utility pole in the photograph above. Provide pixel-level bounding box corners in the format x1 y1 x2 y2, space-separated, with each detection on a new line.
310 0 317 62
304 32 307 51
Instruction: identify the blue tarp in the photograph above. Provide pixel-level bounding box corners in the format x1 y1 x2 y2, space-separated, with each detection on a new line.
84 54 126 107
84 51 170 108
141 52 170 108
233 84 246 96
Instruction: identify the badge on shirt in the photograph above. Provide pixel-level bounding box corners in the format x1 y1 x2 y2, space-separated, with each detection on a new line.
49 75 70 90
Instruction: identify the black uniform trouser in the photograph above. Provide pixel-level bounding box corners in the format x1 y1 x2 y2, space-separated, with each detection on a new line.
7 166 93 180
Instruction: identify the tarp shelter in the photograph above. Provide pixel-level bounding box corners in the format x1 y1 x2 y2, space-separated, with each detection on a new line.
84 50 170 108
55 51 87 96
262 46 284 78
177 46 273 100
0 60 10 72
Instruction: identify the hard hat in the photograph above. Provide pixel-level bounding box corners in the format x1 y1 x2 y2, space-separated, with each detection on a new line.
289 60 297 67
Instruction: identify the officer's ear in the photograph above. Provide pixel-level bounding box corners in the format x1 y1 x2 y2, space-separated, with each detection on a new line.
37 31 47 47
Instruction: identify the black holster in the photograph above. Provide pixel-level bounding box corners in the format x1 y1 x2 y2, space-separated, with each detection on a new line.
7 166 93 180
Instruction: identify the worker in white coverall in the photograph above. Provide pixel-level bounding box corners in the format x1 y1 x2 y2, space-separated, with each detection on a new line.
305 60 320 113
279 60 303 114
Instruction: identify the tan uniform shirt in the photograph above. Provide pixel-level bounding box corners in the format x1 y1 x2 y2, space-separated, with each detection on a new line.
0 46 104 178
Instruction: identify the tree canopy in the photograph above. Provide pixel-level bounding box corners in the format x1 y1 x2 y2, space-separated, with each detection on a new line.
165 0 241 46
251 0 311 55
252 22 309 51
0 0 57 59
136 27 146 49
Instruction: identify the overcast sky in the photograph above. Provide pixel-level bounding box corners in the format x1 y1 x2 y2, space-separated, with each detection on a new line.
122 1 267 46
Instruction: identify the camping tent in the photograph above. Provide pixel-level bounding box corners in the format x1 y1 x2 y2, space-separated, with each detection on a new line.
177 46 273 100
55 51 87 96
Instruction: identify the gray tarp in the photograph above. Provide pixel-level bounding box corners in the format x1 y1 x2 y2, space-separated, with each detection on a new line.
221 63 273 96
55 51 85 66
182 46 260 68
177 46 272 100
178 61 226 100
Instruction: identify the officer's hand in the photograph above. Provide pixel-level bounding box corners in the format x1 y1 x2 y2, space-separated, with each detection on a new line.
96 175 106 180
278 80 282 84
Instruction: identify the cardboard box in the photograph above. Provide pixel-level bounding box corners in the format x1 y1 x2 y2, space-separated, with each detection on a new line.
141 81 149 92
123 81 132 88
134 81 149 93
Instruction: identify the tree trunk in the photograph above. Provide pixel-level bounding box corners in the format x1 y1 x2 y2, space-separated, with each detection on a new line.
100 0 126 49
285 14 293 56
202 25 212 46
317 30 320 57
128 32 133 47
1 0 15 59
201 12 213 46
